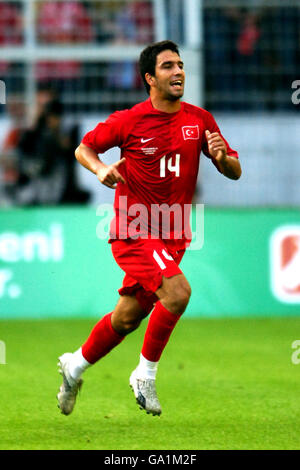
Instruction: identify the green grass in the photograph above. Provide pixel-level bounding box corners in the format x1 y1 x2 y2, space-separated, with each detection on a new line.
1 317 300 450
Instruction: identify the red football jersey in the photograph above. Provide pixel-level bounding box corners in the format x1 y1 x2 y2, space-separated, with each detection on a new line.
82 98 238 250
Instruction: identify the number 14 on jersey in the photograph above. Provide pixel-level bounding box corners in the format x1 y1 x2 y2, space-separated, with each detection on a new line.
160 154 180 177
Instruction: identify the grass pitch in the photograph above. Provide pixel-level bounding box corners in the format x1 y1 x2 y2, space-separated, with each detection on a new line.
1 317 300 450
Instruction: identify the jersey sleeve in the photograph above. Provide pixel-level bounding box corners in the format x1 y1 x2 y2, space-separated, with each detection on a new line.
81 110 128 154
201 110 239 171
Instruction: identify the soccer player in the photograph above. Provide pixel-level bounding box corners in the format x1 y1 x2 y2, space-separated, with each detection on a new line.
57 40 241 416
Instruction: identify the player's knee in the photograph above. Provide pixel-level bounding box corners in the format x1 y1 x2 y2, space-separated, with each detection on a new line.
112 312 142 336
120 317 142 335
112 296 146 335
175 285 191 313
167 282 191 314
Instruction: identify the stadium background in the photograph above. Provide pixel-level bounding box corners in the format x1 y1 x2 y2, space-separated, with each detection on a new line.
0 0 299 319
1 0 300 452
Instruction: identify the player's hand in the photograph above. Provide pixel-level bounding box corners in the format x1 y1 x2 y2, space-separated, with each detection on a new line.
205 130 227 164
96 157 126 189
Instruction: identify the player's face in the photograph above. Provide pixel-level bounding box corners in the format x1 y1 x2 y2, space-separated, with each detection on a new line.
151 50 185 101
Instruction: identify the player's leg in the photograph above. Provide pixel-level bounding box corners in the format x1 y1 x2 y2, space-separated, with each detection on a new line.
156 272 191 312
111 238 190 415
131 273 191 416
111 294 149 335
140 272 191 362
79 294 148 366
57 294 146 415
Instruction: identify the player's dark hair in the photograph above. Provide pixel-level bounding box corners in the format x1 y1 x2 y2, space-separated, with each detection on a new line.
139 40 180 95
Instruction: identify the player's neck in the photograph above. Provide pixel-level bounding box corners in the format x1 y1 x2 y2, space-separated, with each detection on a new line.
149 95 182 114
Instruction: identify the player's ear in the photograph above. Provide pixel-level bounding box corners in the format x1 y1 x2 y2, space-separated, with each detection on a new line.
145 72 155 88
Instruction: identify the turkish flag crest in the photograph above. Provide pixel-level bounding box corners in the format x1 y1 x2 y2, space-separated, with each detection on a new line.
182 125 200 140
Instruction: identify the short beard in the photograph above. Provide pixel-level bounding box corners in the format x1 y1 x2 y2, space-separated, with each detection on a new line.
165 90 184 102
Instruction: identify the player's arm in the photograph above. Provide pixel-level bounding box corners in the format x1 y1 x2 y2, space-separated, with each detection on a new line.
205 130 242 180
75 143 126 189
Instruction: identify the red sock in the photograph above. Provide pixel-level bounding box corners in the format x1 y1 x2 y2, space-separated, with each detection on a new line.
141 301 181 362
81 312 124 364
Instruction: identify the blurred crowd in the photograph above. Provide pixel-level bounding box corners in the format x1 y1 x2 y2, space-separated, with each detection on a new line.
204 4 300 110
0 0 153 99
0 1 298 110
0 86 90 206
0 0 154 207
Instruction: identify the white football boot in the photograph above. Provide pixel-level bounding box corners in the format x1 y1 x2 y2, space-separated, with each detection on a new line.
57 353 83 415
129 368 162 416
